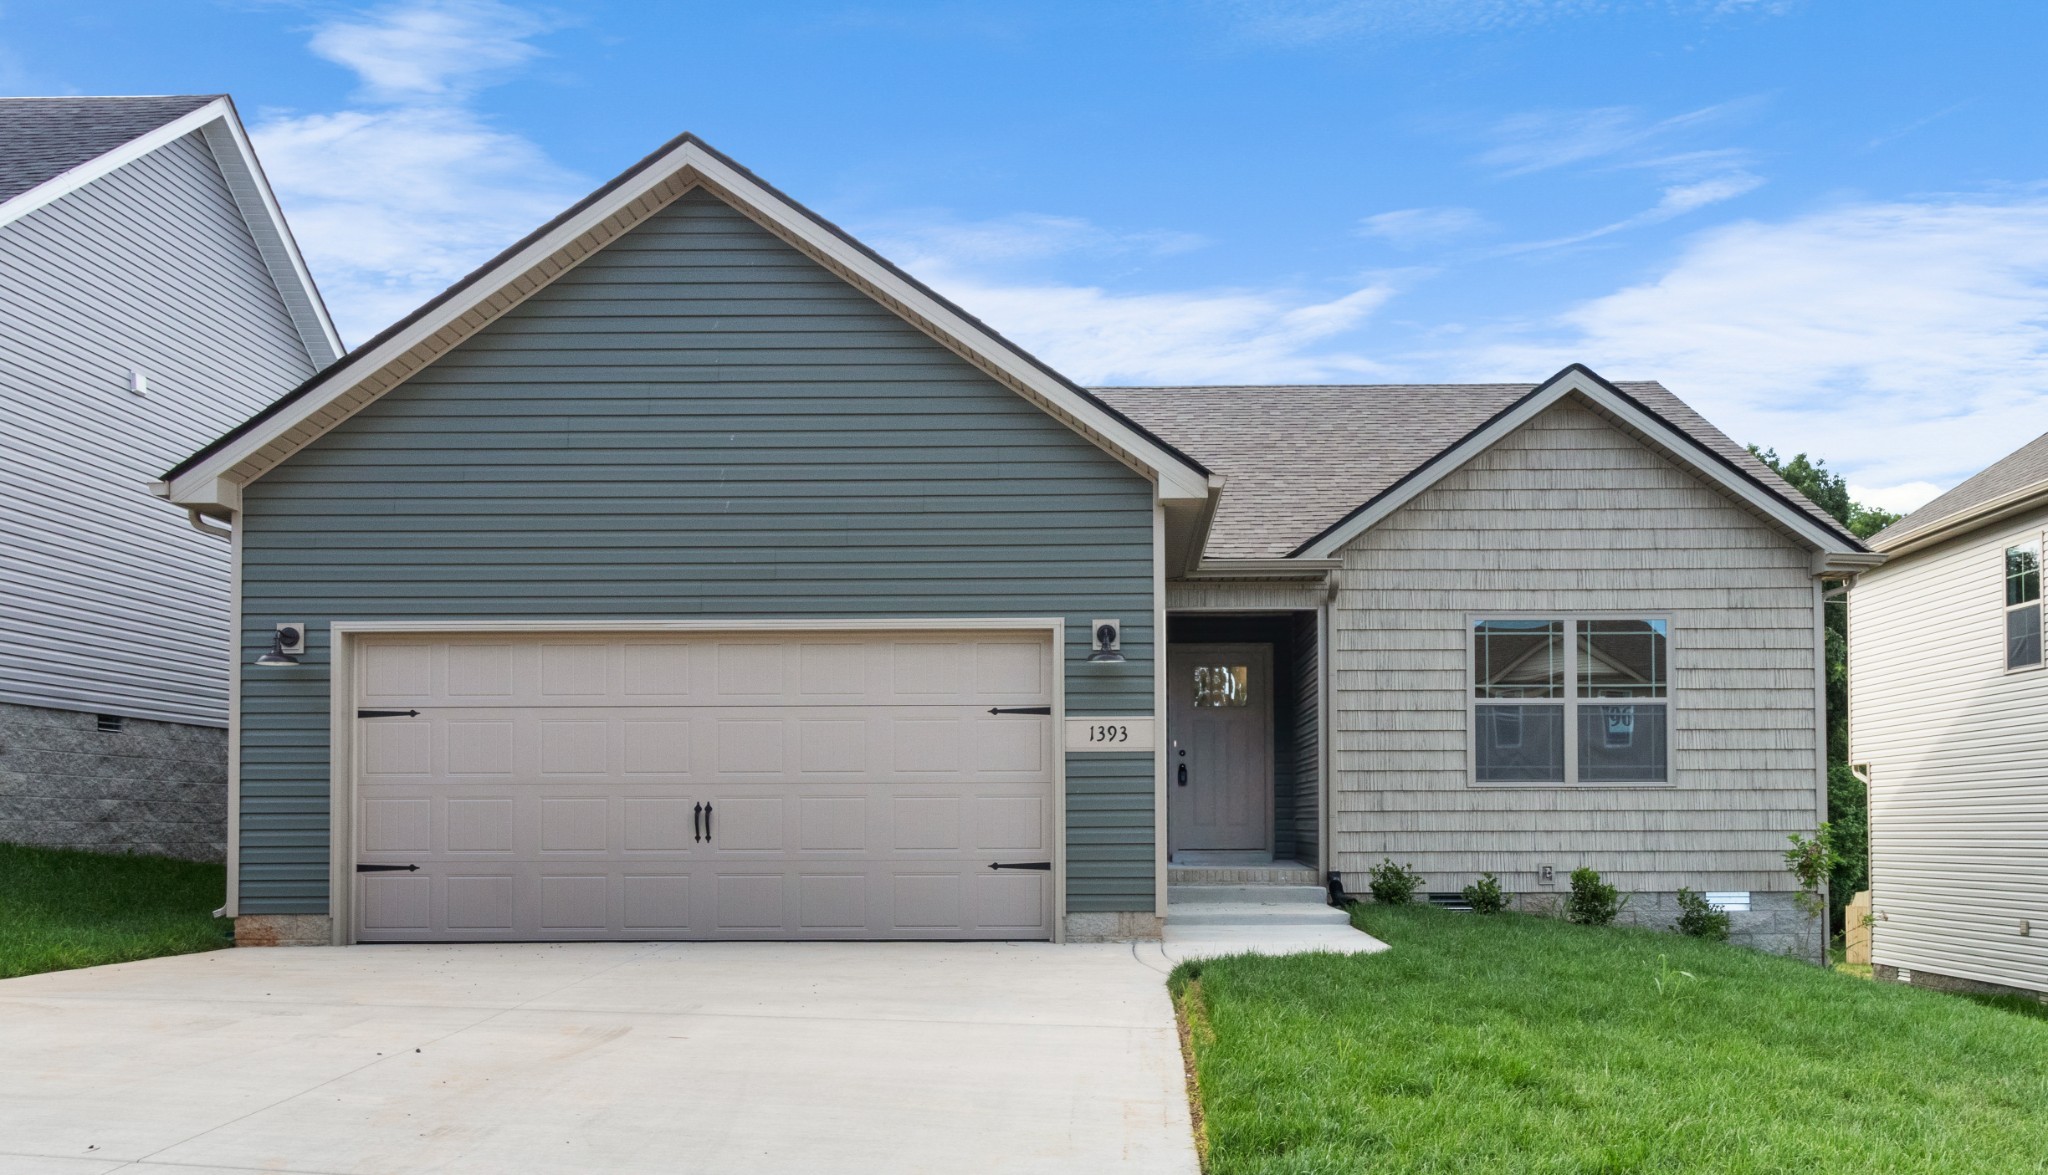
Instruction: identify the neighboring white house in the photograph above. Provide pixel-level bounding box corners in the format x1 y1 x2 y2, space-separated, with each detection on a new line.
0 95 339 861
1850 431 2048 998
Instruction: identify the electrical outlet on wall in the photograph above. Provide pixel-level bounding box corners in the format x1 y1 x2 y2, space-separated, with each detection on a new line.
1539 864 1556 885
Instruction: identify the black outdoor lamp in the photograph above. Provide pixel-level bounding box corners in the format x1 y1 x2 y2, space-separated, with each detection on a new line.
256 623 305 667
1086 619 1125 663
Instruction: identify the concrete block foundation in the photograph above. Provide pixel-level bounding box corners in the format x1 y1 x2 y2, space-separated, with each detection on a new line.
1507 889 1824 960
0 700 225 862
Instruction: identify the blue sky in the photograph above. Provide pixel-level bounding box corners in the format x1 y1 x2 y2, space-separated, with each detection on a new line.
8 0 2047 508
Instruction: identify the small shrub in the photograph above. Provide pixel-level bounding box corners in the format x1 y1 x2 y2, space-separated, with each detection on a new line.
1674 887 1731 941
1565 866 1621 926
1785 824 1838 920
1462 872 1509 914
1367 858 1425 905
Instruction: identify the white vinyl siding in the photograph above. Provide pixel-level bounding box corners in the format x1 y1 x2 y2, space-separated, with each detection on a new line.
0 130 319 726
1331 399 1822 893
1850 504 2048 994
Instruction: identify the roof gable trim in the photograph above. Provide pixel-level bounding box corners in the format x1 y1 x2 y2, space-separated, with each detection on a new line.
0 97 340 365
1290 363 1869 560
160 135 1211 509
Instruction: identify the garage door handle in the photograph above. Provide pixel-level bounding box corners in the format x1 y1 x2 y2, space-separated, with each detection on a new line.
357 709 419 719
693 802 703 843
987 706 1051 716
356 863 419 873
988 861 1051 871
704 802 712 842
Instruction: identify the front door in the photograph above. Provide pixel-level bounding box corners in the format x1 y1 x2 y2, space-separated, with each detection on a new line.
1167 643 1272 853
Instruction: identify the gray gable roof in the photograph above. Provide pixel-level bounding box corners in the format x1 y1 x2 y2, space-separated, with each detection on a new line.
0 95 220 204
1096 381 1857 559
1872 428 2048 552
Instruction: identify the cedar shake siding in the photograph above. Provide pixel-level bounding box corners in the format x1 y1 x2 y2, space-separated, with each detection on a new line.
1329 398 1823 896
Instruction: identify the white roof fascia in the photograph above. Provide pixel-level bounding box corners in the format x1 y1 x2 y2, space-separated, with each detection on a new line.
1296 367 1865 559
164 138 1210 512
0 97 343 368
196 107 344 365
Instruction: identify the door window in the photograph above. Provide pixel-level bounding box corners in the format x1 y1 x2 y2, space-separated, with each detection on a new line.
1193 665 1251 707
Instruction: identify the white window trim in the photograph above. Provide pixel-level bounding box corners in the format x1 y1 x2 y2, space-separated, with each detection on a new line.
1465 612 1676 789
2002 535 2044 675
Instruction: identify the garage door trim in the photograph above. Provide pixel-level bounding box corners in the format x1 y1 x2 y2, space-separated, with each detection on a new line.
325 618 1068 946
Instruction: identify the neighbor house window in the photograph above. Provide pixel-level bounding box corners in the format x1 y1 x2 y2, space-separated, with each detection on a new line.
2006 542 2042 670
1473 618 1669 785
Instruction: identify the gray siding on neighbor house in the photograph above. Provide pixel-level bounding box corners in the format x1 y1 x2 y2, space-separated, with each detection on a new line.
1330 399 1823 895
0 129 319 727
1849 502 2048 994
237 188 1158 915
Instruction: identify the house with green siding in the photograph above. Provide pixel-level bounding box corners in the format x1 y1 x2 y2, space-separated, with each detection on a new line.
157 135 1879 954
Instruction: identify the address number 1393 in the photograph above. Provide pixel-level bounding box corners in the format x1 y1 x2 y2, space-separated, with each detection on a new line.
1063 716 1156 752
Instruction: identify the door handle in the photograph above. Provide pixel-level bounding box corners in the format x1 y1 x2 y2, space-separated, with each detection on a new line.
1177 763 1188 787
704 802 712 842
693 802 703 843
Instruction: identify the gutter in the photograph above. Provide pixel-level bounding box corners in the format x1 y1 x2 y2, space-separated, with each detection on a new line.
1872 483 2048 558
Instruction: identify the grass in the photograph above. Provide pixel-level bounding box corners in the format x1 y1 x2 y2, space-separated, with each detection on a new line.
0 843 232 979
1170 904 2048 1174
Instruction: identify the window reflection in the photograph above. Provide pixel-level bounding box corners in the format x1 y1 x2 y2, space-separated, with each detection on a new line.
1193 665 1250 707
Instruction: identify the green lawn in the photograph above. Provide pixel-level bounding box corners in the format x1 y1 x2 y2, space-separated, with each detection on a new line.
1172 904 2048 1174
0 843 232 979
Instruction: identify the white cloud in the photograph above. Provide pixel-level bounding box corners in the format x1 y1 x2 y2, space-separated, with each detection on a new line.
1848 481 1945 514
251 1 583 346
867 212 1205 267
1456 198 2048 494
1500 170 1764 253
1476 101 1754 177
870 212 1396 383
1359 206 1488 248
916 264 1396 385
309 0 553 101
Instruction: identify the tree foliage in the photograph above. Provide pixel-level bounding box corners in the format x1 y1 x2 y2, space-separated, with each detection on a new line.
1748 445 1900 932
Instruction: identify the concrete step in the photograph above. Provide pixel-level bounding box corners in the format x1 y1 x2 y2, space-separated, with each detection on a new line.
1167 884 1329 906
1167 865 1320 886
1166 902 1354 927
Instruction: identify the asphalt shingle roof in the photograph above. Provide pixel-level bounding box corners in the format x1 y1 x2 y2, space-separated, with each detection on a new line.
1872 428 2048 551
1095 382 1856 559
0 95 219 205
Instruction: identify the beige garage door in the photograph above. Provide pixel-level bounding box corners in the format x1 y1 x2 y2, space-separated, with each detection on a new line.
350 631 1056 941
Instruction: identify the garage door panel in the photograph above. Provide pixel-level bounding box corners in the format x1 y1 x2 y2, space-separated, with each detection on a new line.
354 632 1057 942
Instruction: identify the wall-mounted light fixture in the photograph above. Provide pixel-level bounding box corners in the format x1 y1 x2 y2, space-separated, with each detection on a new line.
1086 619 1124 663
257 622 305 667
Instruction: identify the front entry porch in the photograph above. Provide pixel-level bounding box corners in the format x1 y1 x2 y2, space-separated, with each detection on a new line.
1164 612 1324 874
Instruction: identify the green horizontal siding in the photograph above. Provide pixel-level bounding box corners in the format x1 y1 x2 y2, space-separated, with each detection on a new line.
238 187 1157 917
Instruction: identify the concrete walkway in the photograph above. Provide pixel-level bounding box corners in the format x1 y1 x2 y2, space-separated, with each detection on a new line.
0 942 1200 1174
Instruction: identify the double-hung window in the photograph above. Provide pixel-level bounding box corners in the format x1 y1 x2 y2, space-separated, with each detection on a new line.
2006 541 2042 670
1472 617 1670 785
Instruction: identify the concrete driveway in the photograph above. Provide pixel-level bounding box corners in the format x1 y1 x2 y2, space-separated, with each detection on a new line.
0 942 1198 1174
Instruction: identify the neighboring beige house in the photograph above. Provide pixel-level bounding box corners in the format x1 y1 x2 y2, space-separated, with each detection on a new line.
1851 433 2048 997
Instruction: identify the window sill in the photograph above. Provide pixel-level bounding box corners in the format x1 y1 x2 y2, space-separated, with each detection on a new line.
1468 780 1677 790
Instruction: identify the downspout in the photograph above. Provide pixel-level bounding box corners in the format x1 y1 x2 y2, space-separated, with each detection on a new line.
184 508 238 920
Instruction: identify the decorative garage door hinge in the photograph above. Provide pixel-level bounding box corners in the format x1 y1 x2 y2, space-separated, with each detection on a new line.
357 709 420 718
986 705 1051 716
987 861 1052 871
355 863 420 873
